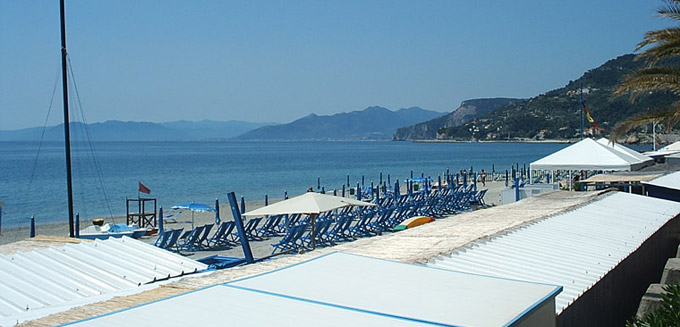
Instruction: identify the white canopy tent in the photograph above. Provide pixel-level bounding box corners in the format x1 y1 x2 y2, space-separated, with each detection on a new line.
596 138 653 169
530 138 650 172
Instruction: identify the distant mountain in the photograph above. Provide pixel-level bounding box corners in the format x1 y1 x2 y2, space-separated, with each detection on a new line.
439 54 680 141
0 120 273 141
393 98 522 140
233 106 444 140
159 120 273 140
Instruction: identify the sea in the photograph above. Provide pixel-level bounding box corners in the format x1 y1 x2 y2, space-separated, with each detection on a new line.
0 140 652 228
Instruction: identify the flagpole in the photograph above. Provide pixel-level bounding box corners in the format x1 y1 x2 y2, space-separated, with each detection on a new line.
653 120 657 151
580 80 583 140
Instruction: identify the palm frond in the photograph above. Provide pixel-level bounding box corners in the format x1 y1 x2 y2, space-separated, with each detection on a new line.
635 28 680 64
610 109 676 140
613 66 680 99
658 0 680 21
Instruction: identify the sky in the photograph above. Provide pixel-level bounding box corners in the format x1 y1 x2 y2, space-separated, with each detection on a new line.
0 0 673 130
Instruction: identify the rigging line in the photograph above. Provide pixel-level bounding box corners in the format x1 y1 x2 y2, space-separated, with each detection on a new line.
19 65 62 221
67 57 115 221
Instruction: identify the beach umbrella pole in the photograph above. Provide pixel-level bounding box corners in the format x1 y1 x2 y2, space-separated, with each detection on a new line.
311 213 317 250
215 199 220 224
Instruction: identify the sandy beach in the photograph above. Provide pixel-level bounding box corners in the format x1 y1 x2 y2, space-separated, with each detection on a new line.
0 181 509 259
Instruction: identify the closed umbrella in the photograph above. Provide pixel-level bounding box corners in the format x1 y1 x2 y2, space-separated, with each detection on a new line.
172 202 216 230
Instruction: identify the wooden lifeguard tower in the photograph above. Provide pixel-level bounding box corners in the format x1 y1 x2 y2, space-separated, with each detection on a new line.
126 197 157 229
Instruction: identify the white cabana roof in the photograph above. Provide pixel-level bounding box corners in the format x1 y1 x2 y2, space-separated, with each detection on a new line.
530 138 647 171
644 141 680 157
642 171 680 190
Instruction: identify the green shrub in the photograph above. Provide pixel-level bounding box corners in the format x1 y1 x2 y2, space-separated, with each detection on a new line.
627 284 680 327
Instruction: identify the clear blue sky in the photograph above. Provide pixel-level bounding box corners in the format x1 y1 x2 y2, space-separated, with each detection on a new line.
0 0 672 130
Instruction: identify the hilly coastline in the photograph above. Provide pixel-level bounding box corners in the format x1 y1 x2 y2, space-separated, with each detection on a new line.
0 120 273 141
234 106 444 141
393 98 522 140
436 54 680 141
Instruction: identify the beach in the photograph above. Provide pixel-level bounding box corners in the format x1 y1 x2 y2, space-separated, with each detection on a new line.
0 181 509 259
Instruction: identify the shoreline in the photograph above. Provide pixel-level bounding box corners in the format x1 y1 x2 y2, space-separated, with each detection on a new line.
411 139 572 144
0 181 508 247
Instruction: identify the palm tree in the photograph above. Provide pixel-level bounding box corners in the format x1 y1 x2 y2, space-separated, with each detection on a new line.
613 0 680 139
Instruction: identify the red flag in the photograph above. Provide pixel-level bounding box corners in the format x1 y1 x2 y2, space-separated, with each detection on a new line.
138 182 150 194
583 103 599 129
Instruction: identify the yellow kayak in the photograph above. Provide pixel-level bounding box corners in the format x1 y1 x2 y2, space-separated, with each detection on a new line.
393 216 435 232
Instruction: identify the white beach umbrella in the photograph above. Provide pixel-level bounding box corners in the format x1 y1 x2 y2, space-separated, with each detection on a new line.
242 192 376 249
242 192 375 217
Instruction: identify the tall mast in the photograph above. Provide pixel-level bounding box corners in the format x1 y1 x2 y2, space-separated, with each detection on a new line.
60 0 75 237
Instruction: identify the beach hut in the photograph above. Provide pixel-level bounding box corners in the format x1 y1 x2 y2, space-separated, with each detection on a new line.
427 192 680 326
642 171 680 202
0 237 207 326
62 252 562 327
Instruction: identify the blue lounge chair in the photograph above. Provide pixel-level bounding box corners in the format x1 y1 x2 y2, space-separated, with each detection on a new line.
196 223 214 249
153 230 172 248
271 224 308 254
164 228 184 253
179 225 205 251
162 211 182 223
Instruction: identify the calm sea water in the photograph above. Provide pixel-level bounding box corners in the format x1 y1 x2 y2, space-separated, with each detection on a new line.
0 140 596 228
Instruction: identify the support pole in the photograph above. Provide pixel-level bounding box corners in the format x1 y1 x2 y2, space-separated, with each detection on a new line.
159 207 164 234
227 192 254 264
30 215 36 238
75 213 79 238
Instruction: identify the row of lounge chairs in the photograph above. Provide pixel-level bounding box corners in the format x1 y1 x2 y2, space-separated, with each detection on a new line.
269 184 485 254
154 184 487 255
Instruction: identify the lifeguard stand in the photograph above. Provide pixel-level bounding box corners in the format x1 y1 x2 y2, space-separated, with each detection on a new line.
126 197 157 229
